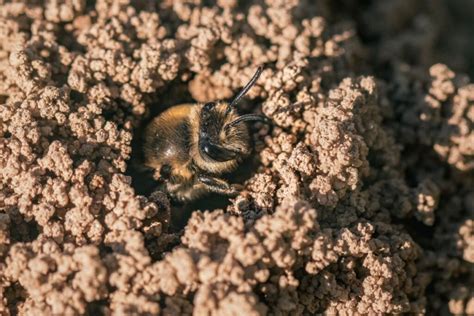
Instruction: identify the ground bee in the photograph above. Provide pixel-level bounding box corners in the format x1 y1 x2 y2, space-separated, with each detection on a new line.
143 67 268 202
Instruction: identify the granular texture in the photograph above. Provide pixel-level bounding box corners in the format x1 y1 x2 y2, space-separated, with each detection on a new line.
0 0 473 315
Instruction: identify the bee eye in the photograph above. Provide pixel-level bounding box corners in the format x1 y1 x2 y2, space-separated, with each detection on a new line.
200 139 238 162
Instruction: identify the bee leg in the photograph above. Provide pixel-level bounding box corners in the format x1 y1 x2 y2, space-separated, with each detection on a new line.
197 175 242 196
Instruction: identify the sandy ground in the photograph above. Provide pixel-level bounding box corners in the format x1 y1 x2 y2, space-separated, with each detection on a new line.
0 0 473 315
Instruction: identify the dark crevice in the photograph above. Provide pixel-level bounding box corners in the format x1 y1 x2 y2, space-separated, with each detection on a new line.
9 211 40 243
5 282 27 315
85 299 109 316
392 217 436 250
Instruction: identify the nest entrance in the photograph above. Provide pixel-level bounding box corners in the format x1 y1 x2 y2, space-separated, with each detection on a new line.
127 85 265 231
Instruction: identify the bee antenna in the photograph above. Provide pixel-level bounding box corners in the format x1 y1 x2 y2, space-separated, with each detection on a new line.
228 66 263 110
225 114 269 131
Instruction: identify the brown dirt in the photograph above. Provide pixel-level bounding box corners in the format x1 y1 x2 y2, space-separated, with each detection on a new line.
0 0 473 315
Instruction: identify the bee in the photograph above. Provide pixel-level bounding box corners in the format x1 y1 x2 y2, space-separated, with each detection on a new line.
143 67 268 202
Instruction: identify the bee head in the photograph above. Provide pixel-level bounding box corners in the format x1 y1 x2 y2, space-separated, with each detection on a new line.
198 67 269 163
